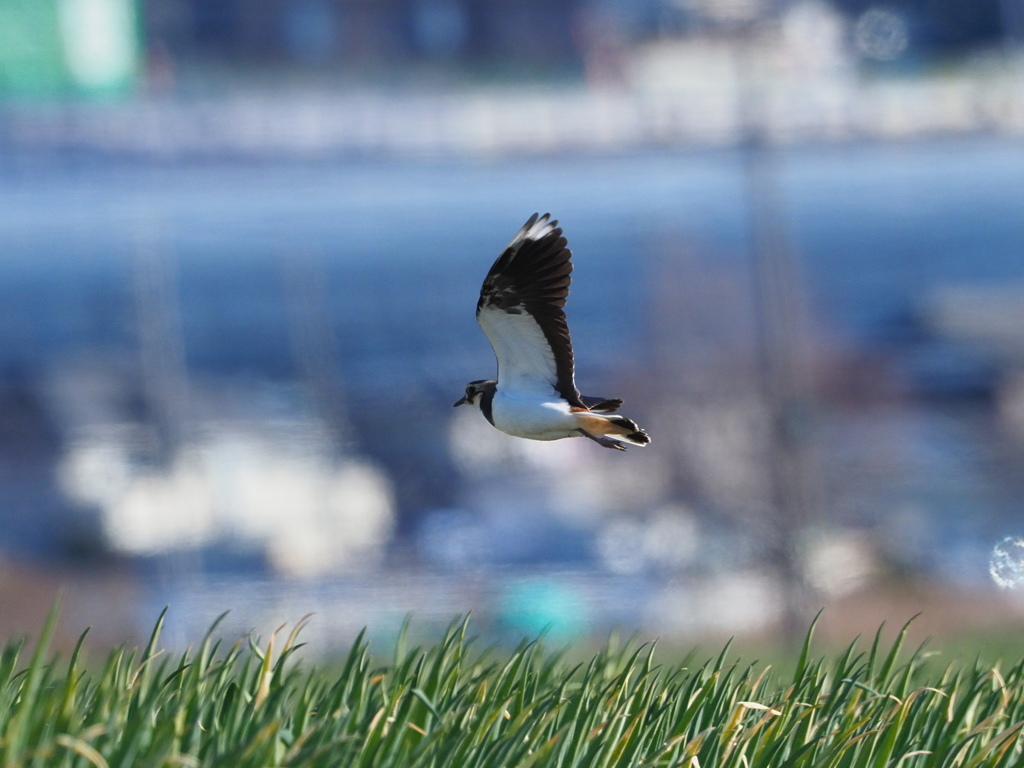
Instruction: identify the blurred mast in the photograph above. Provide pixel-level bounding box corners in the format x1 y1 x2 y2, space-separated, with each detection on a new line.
132 216 191 466
132 215 200 586
731 0 819 639
999 0 1024 49
281 250 353 456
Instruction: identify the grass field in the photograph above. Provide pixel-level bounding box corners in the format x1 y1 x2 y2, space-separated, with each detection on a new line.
2 604 1024 768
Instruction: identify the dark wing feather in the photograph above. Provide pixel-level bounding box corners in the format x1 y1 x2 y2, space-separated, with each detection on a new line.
579 396 622 413
476 213 584 407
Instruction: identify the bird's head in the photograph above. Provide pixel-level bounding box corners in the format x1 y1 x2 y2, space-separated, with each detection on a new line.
454 380 496 408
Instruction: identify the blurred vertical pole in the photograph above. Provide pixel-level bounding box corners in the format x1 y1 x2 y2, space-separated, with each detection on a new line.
281 250 353 457
734 0 818 640
132 217 190 466
133 215 199 587
999 0 1024 49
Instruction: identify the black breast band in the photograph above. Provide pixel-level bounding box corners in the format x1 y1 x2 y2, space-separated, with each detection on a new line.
480 385 496 426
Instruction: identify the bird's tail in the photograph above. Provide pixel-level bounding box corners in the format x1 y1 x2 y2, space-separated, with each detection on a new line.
574 412 651 447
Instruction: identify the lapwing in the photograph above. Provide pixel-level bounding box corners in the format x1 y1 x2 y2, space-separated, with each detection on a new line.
455 213 650 451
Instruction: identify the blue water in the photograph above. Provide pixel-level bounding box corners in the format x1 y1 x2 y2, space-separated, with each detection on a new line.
2 140 1022 384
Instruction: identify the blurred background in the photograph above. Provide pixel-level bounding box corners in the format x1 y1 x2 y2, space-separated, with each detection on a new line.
2 0 1024 654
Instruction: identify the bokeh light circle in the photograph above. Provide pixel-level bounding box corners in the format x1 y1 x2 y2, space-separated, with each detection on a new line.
989 536 1024 589
854 7 909 62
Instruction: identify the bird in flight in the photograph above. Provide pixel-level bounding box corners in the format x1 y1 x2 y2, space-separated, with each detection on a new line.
455 213 650 451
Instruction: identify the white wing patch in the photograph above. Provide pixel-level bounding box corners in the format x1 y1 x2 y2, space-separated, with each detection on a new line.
519 217 558 243
477 305 559 397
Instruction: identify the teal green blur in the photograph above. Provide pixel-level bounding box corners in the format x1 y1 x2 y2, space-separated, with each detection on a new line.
0 0 140 99
499 577 590 643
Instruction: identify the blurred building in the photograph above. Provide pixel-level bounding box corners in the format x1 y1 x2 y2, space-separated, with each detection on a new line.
145 0 584 69
141 0 1019 68
3 0 1020 101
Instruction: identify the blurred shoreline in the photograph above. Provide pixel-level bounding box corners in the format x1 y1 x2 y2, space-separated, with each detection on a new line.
2 553 1024 658
4 65 1024 159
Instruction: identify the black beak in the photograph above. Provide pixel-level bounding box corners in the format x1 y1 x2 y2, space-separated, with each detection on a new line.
454 395 469 407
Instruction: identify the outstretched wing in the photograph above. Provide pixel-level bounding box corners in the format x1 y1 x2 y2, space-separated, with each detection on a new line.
476 213 585 407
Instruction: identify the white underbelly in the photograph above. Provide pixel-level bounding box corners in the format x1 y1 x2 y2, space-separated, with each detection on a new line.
491 391 579 440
